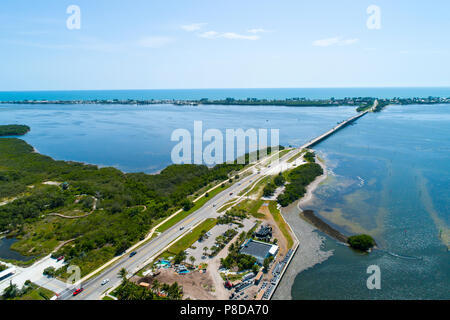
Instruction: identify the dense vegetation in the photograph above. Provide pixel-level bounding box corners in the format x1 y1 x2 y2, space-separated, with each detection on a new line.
0 125 30 136
1 280 53 300
262 172 286 197
220 228 259 273
277 163 323 207
303 151 315 163
114 276 183 300
0 134 271 275
347 234 375 251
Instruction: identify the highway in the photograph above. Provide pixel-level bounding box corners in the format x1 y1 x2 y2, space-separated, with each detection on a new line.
61 105 373 300
61 148 299 300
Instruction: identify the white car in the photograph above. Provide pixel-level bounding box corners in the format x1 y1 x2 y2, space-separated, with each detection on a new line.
180 226 185 230
101 279 110 286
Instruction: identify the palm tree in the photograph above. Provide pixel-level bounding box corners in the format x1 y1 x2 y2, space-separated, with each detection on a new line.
151 279 160 292
118 267 128 281
189 256 196 266
203 246 208 256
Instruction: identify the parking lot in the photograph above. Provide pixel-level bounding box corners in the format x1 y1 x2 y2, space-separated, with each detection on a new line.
186 219 257 263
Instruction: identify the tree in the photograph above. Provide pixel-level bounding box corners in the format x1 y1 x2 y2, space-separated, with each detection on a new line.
263 256 273 272
167 282 183 300
151 279 160 292
203 246 209 257
348 234 375 251
274 173 285 186
2 281 19 299
118 268 128 281
43 266 56 278
174 251 187 264
182 199 194 211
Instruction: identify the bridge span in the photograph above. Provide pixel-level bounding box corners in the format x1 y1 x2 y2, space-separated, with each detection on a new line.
303 100 377 149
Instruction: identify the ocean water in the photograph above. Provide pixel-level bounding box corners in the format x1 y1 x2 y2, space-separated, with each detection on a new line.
1 87 450 101
292 104 450 300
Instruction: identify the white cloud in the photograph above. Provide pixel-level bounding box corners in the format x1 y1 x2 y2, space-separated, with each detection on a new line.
313 36 359 47
199 31 220 39
222 32 260 40
138 36 174 48
198 31 260 40
181 23 207 32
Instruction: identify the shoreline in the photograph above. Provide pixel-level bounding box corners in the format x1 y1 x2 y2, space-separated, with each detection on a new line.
272 155 334 300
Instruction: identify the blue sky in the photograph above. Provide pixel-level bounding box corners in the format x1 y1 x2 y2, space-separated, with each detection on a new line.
1 0 449 91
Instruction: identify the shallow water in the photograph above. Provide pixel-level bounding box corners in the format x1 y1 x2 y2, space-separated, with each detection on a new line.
292 104 450 299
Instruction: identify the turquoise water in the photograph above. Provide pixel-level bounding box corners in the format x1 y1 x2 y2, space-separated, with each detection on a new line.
1 87 450 101
0 103 356 173
292 104 450 300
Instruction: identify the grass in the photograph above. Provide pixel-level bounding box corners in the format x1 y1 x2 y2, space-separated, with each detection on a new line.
102 295 115 300
166 218 217 255
234 199 265 219
13 285 55 300
287 150 305 163
217 199 236 213
156 184 230 233
268 201 294 248
248 176 270 197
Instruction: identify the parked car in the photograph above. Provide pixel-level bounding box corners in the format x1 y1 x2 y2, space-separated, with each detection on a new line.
56 256 64 262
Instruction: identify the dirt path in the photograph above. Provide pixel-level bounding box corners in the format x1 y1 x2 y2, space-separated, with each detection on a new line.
207 236 239 300
48 197 98 219
258 204 288 257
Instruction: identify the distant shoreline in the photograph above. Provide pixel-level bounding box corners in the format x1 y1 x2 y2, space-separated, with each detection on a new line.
1 96 450 109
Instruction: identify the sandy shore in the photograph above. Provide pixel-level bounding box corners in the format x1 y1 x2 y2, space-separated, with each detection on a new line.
297 158 328 211
272 157 334 300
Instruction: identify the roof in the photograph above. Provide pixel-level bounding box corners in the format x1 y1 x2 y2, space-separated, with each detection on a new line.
269 245 278 255
240 239 275 262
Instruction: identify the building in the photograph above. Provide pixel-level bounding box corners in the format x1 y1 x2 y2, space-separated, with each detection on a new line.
0 267 16 281
254 224 273 241
239 239 279 265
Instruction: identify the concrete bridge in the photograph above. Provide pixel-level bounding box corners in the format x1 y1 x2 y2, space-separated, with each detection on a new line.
303 100 377 149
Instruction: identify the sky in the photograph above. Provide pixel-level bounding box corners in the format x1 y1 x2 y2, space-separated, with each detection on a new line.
0 0 449 91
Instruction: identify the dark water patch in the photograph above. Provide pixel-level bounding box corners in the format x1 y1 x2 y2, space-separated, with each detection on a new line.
0 237 35 262
300 210 348 243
